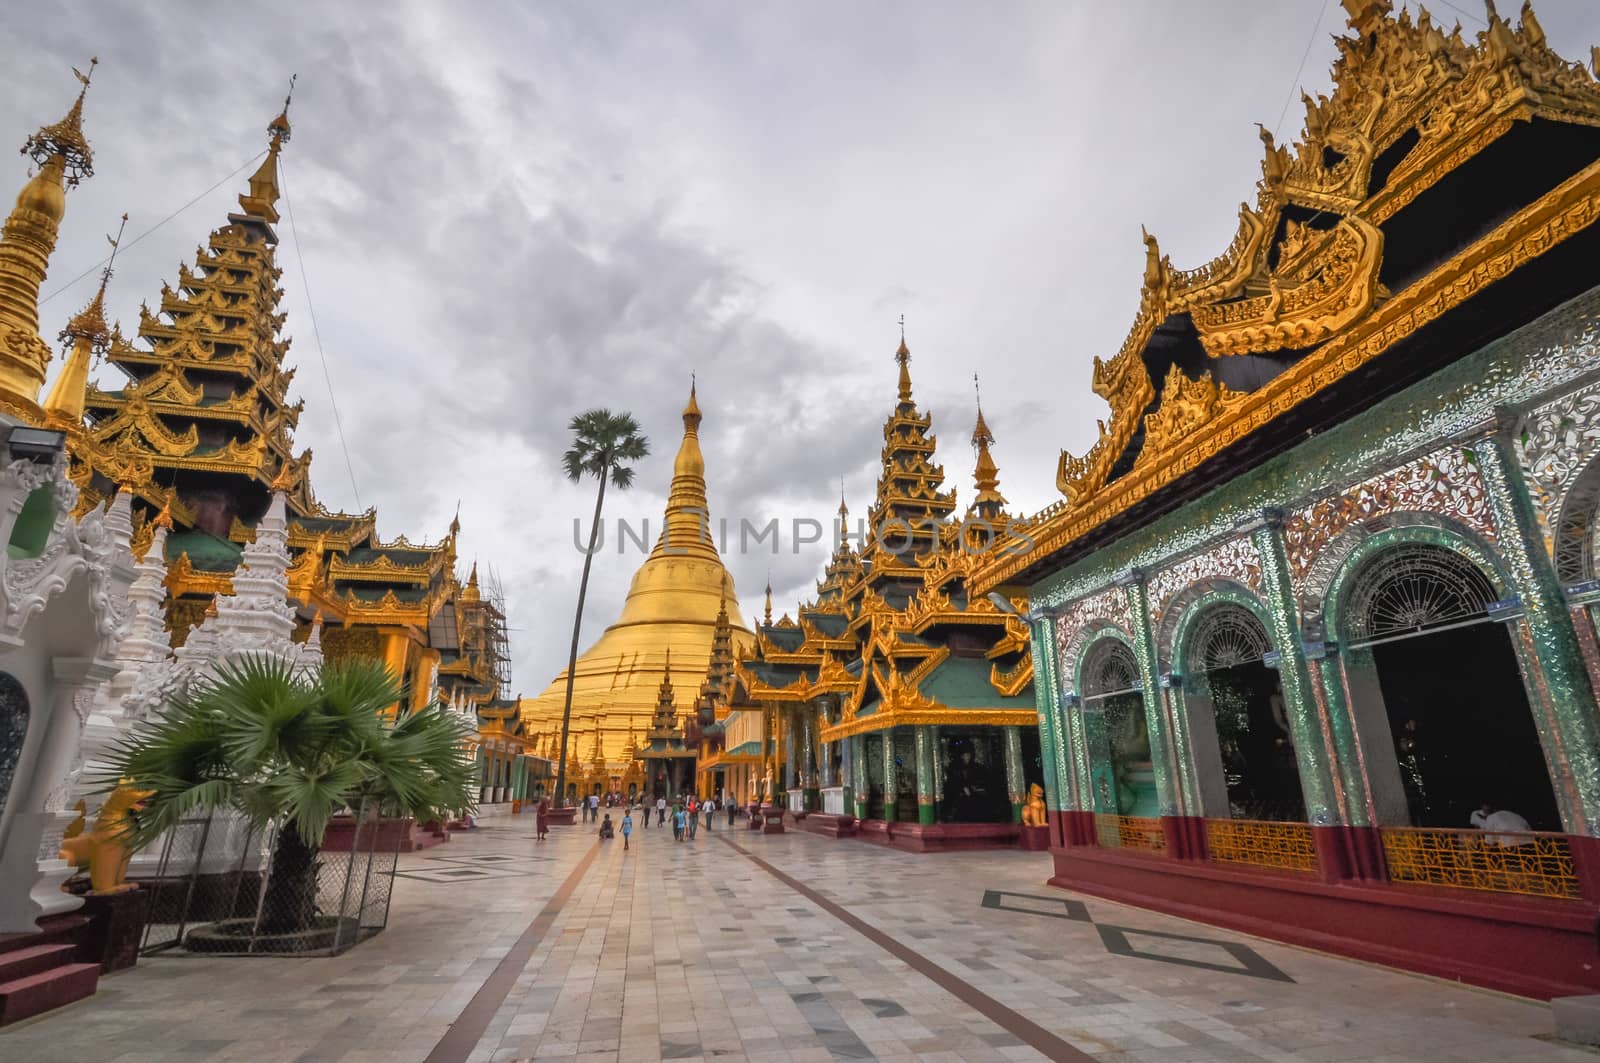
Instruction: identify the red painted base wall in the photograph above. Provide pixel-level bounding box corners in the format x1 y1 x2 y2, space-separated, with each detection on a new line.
1048 844 1600 1000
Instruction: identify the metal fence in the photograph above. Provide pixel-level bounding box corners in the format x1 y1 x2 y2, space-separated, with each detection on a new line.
138 804 402 957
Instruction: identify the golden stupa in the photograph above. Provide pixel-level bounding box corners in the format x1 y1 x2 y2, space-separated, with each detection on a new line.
519 384 753 791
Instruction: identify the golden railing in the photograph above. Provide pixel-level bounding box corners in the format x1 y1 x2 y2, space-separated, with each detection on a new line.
1379 826 1580 900
1094 813 1166 853
1205 818 1318 874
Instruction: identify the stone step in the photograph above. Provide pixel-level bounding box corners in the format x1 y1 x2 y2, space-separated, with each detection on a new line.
0 962 100 1026
0 943 78 983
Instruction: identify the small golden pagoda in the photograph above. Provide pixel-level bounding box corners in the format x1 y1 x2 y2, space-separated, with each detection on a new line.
518 384 754 797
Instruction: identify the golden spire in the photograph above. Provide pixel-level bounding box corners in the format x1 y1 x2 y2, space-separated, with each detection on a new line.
238 76 294 224
837 479 849 548
895 315 913 405
151 495 174 530
650 379 718 561
970 373 1007 518
269 460 294 492
44 211 125 427
0 60 97 416
763 579 773 626
462 561 481 602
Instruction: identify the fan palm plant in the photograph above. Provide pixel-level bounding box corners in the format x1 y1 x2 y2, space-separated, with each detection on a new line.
557 409 649 807
98 655 476 934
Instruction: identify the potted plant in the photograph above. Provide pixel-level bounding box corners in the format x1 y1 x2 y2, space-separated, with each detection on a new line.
98 655 476 951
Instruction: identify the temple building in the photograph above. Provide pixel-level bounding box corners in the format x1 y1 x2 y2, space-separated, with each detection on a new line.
518 386 754 802
971 0 1600 1000
720 337 1041 850
5 82 512 726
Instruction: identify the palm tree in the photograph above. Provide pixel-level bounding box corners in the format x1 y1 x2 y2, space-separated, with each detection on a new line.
99 656 476 934
556 409 650 808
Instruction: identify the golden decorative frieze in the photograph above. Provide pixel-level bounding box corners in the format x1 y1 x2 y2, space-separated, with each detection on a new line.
821 707 1038 743
990 656 1033 698
328 553 434 585
1192 216 1385 357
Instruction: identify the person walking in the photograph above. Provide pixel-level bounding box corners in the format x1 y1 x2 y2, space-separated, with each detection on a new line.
656 795 667 827
688 799 700 840
588 793 600 823
536 797 550 841
672 803 686 842
621 809 633 850
727 794 737 828
704 795 715 831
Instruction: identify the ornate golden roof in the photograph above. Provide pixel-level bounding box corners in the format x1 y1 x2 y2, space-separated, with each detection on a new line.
977 0 1600 593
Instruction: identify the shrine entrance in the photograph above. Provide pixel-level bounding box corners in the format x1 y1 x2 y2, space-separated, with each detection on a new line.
1344 543 1561 832
1080 639 1156 817
1183 603 1304 822
0 672 26 823
863 732 886 818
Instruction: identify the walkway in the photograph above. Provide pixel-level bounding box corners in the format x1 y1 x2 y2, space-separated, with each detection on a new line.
0 813 1587 1062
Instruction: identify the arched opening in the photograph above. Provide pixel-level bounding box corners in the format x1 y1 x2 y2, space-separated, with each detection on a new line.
6 485 55 560
1344 543 1561 831
1080 639 1156 816
1185 603 1304 821
0 672 28 821
1553 454 1600 586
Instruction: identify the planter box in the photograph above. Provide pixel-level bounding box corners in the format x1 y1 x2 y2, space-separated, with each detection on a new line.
321 816 416 853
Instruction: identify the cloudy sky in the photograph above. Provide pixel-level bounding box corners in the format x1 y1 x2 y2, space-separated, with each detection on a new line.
4 1 1597 692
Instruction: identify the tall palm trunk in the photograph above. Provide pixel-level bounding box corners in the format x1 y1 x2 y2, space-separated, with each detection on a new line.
555 474 607 808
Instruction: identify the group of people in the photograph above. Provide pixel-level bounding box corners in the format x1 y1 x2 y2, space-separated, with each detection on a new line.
597 793 726 849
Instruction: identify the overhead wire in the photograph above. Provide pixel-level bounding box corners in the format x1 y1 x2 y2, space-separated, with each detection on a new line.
1275 0 1334 142
278 156 363 511
40 150 267 306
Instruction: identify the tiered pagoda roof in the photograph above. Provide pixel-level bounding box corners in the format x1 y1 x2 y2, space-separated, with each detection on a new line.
638 650 693 759
0 82 504 717
975 0 1600 593
728 335 1035 744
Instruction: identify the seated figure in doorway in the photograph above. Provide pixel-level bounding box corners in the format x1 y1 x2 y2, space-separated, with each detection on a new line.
944 738 996 822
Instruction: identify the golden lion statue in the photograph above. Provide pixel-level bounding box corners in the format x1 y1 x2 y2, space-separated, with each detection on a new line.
60 785 152 895
1021 783 1048 828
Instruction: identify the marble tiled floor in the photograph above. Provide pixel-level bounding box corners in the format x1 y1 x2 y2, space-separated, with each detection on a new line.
0 815 1591 1063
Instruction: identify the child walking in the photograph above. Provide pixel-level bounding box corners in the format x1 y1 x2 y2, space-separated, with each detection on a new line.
621 809 633 850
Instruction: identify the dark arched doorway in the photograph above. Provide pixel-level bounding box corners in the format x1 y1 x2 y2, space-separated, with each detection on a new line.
1346 543 1561 832
0 672 28 821
1186 603 1304 821
1081 639 1156 817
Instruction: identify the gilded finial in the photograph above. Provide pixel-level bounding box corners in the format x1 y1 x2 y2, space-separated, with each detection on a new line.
682 376 702 430
763 578 773 626
114 457 140 489
269 461 294 492
894 319 913 404
270 74 296 145
151 495 174 530
972 373 993 449
23 57 96 186
449 500 461 538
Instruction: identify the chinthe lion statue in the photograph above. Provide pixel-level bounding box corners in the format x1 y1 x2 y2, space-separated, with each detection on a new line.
1021 783 1048 828
59 785 152 895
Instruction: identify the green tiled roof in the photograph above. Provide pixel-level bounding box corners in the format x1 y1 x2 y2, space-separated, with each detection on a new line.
165 530 242 572
919 657 1033 710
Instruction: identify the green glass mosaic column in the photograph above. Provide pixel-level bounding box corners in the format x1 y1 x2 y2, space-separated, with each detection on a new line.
915 725 936 825
1119 574 1180 817
1029 614 1072 813
1004 726 1025 822
881 726 898 822
1474 432 1600 834
851 734 868 819
931 725 945 807
1249 513 1342 826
